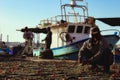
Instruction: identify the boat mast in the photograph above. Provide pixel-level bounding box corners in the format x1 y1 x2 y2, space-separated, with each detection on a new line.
61 0 88 23
71 0 80 22
60 0 63 20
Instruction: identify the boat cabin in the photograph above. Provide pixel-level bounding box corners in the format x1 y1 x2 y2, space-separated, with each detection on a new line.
59 23 91 46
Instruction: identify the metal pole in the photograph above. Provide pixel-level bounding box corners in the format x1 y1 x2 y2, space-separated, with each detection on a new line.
60 0 63 20
0 34 1 41
7 35 9 46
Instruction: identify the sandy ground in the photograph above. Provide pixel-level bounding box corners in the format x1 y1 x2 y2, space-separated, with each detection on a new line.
0 57 119 80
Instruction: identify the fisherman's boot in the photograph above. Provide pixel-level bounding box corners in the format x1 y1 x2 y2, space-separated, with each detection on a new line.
103 65 110 73
78 56 82 63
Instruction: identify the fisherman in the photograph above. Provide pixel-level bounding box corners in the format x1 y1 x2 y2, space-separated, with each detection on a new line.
1 41 7 48
85 16 98 36
85 17 98 28
1 41 8 52
78 27 113 73
22 26 34 56
42 27 52 49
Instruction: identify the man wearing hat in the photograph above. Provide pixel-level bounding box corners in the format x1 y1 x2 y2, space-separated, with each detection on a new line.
85 17 98 28
78 27 113 73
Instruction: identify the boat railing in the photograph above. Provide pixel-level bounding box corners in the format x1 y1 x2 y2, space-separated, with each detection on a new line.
40 14 88 27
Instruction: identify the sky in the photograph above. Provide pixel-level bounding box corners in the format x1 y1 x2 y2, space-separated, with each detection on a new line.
0 0 120 43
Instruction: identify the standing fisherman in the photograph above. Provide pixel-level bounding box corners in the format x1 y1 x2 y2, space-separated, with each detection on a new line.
42 27 52 49
22 26 34 56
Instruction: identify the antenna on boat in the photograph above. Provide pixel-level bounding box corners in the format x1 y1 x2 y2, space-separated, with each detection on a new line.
60 0 63 20
71 0 76 5
85 0 89 16
60 0 62 5
60 0 88 23
71 0 83 6
0 34 2 41
7 35 9 45
70 0 84 23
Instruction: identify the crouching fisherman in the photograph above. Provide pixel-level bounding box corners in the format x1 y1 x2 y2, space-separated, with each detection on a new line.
78 27 113 73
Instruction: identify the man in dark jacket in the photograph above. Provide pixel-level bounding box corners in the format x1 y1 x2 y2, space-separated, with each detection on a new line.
78 27 113 73
42 27 52 49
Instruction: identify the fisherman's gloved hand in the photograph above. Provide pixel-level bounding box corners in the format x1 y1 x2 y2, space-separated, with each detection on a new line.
81 56 88 66
88 57 94 64
81 60 88 66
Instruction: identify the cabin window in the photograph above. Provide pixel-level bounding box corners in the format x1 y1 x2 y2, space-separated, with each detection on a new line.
68 25 75 33
84 26 90 34
76 26 83 33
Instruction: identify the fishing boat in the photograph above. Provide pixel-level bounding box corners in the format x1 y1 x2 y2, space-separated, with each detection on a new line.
19 0 120 60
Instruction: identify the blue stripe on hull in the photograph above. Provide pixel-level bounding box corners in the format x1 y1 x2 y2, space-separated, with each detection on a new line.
52 39 87 60
51 35 119 60
54 51 78 60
